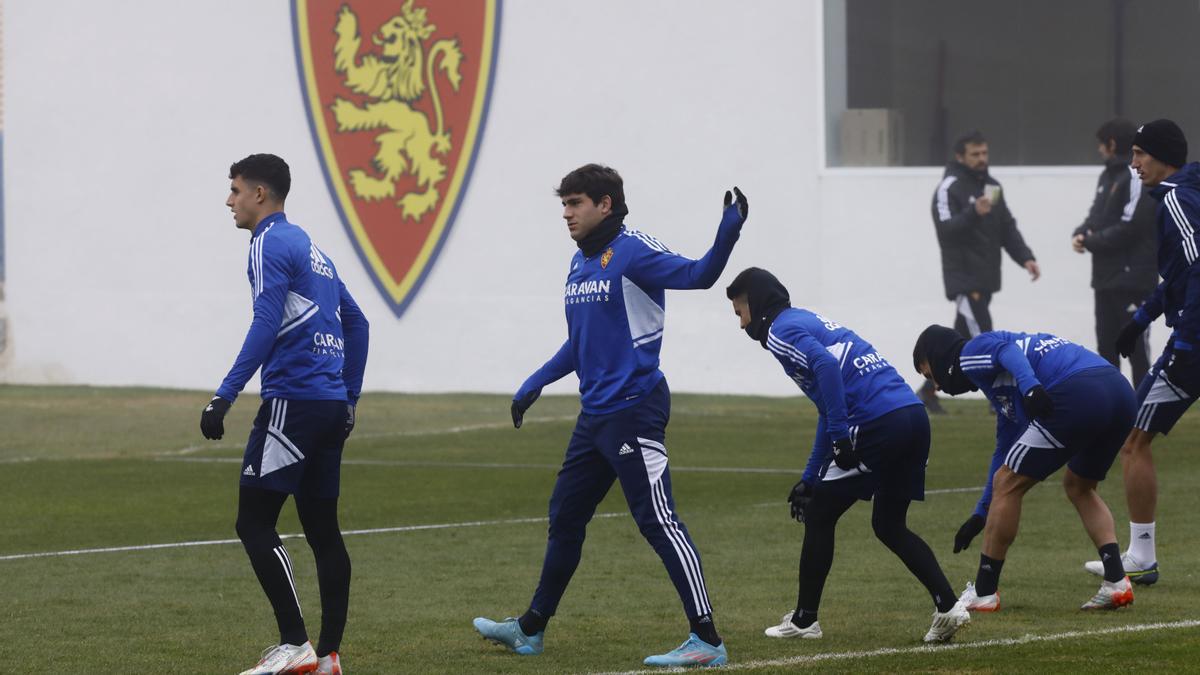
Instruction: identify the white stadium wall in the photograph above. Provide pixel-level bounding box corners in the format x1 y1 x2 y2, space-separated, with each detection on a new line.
1 1 1165 396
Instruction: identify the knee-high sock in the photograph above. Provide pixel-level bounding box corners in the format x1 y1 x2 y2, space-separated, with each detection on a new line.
237 486 307 646
296 495 351 657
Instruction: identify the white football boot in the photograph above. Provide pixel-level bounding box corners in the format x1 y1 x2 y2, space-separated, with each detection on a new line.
1081 576 1135 610
239 641 318 675
923 601 971 642
1083 552 1159 585
763 610 823 639
958 581 1000 612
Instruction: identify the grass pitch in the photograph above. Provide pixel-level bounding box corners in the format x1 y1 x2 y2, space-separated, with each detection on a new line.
2 385 1199 673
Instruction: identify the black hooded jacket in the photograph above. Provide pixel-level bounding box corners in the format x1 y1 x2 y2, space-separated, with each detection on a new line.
1072 154 1158 292
931 162 1035 299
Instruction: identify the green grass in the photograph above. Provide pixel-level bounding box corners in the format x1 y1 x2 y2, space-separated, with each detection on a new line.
2 385 1199 673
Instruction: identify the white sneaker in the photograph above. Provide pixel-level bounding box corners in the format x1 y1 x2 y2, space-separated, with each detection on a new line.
923 601 970 643
1081 576 1135 610
958 582 1000 612
763 610 823 639
239 641 318 675
1083 552 1159 585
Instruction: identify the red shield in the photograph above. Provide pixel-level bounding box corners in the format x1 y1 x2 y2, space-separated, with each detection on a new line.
292 0 500 317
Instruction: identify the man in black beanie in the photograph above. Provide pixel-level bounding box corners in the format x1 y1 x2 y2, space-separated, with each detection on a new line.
1087 118 1199 585
726 268 968 644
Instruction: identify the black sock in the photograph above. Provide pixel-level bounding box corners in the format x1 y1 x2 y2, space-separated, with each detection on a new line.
689 613 721 646
1099 542 1125 583
790 608 818 629
518 609 548 636
296 495 351 658
974 554 1005 597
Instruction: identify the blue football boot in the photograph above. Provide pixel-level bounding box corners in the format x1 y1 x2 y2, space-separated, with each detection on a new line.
472 616 544 655
643 633 727 668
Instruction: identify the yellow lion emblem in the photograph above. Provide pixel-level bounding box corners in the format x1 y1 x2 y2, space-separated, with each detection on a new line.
331 0 462 221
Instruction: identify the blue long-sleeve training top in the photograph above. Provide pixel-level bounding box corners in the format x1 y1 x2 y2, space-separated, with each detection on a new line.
517 213 741 415
764 308 920 481
1133 162 1200 352
216 212 369 404
958 330 1109 516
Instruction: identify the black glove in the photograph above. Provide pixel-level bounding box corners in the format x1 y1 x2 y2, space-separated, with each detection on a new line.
200 396 232 440
511 388 541 429
831 436 860 471
1115 319 1147 358
1166 347 1200 396
788 479 814 523
1022 385 1054 420
721 187 749 227
344 404 356 439
953 513 986 553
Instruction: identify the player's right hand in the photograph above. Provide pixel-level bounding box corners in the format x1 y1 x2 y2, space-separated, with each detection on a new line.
200 396 232 440
953 513 986 553
511 388 542 429
1115 319 1147 358
1022 385 1054 420
721 187 748 229
787 479 814 523
831 436 860 470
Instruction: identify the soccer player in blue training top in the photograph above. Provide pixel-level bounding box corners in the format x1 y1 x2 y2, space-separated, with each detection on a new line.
472 164 746 669
201 154 369 675
1092 119 1197 585
913 325 1135 612
725 268 970 644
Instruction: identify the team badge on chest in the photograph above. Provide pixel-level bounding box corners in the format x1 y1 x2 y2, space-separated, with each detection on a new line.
600 247 614 269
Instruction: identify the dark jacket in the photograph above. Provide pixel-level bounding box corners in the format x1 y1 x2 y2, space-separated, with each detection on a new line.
931 162 1035 300
1072 154 1158 292
1135 162 1200 345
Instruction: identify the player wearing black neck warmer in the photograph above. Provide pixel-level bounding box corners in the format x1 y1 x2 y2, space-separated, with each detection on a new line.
726 268 968 644
475 163 748 669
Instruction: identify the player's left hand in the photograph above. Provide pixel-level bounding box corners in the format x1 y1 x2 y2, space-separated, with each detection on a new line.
344 403 356 439
200 396 232 440
831 436 860 470
1022 385 1054 419
787 479 814 523
721 187 748 228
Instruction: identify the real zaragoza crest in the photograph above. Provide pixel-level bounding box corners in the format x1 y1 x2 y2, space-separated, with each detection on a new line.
292 0 500 317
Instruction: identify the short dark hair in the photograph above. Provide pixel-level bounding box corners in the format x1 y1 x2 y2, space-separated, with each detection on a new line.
556 163 627 216
229 153 291 202
1096 118 1137 155
953 130 987 156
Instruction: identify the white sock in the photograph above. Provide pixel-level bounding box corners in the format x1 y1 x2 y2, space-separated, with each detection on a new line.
1127 521 1156 565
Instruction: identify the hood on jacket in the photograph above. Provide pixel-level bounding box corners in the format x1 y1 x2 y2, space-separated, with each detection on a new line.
726 267 791 346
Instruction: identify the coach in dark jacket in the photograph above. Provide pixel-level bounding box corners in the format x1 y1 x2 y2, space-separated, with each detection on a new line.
931 130 1040 339
1072 119 1158 385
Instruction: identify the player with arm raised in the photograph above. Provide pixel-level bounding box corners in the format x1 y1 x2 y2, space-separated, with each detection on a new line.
201 154 369 675
473 163 745 669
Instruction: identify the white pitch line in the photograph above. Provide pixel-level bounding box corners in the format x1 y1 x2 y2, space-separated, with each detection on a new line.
592 619 1200 675
163 415 581 455
0 512 628 562
157 456 806 475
